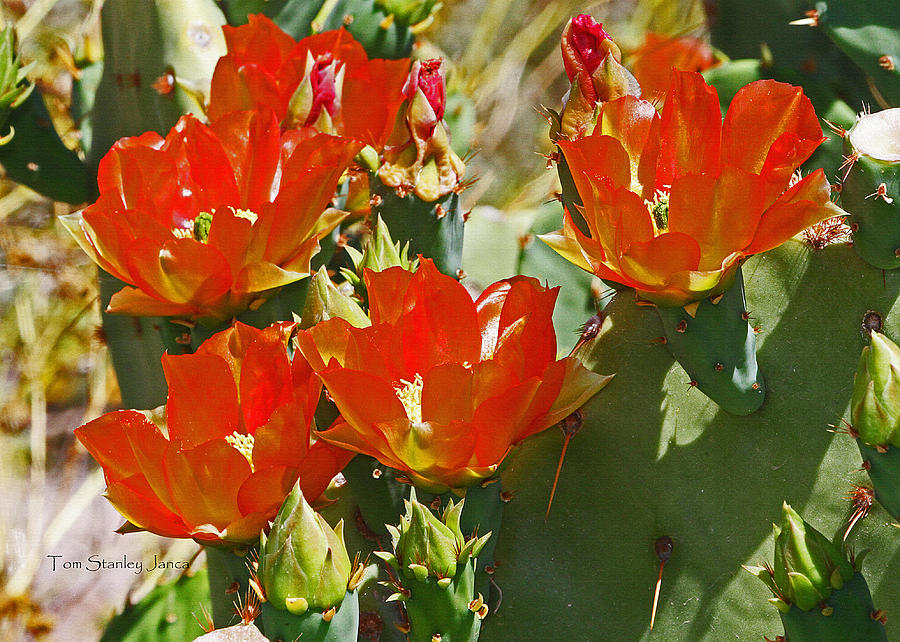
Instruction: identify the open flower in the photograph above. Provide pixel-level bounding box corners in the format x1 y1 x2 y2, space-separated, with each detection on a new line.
208 14 409 149
74 322 353 545
61 109 362 322
296 259 612 492
542 71 845 306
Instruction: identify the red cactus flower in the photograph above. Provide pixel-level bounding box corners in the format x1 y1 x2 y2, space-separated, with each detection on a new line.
296 259 612 492
208 14 410 149
74 322 353 545
542 71 846 306
61 109 362 322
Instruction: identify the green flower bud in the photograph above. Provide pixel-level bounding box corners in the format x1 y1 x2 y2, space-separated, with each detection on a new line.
851 331 900 448
258 483 351 612
340 216 417 298
392 489 461 580
771 503 855 611
299 266 371 330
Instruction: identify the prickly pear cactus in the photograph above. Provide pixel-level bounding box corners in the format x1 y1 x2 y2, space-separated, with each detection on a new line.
841 108 900 270
467 236 900 640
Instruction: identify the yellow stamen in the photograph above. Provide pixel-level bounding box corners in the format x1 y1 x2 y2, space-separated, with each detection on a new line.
172 226 192 239
394 374 424 423
224 432 255 472
230 207 258 224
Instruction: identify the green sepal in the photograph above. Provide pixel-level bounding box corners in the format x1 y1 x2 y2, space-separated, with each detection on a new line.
779 573 887 641
403 559 483 642
655 267 765 415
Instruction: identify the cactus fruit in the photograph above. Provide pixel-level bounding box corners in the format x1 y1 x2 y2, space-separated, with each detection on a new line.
256 483 363 641
744 503 886 641
851 329 900 521
841 108 900 270
376 489 491 642
655 268 765 415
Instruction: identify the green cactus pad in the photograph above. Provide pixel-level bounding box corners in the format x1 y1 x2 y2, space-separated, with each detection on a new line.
99 568 210 641
858 443 900 521
479 239 900 640
816 0 900 107
0 90 93 204
86 0 226 166
779 572 887 641
256 590 359 642
315 0 416 60
403 560 483 642
371 176 463 277
842 108 900 270
655 268 765 415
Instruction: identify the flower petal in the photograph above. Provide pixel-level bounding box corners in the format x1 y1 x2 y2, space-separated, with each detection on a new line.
163 351 240 447
744 168 845 255
656 70 722 186
721 79 822 176
618 231 702 288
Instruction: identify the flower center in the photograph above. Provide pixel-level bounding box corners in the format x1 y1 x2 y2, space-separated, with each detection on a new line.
172 207 258 242
649 190 669 232
224 431 255 472
394 374 424 423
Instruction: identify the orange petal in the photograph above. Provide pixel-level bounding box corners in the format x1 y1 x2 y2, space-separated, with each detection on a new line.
618 232 701 288
559 134 632 195
366 266 416 325
238 333 293 432
210 110 282 211
106 286 201 318
668 167 765 270
209 59 284 122
342 58 411 149
597 95 662 199
105 476 191 539
296 439 355 502
744 168 844 255
163 440 248 534
163 352 241 447
656 70 722 187
316 416 406 472
251 406 310 469
470 378 543 466
74 410 154 480
721 79 822 176
124 237 233 308
236 466 296 518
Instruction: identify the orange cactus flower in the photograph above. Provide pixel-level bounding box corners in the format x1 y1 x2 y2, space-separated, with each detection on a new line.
208 14 410 149
542 71 846 307
75 322 353 545
61 109 362 322
296 259 613 492
630 32 717 103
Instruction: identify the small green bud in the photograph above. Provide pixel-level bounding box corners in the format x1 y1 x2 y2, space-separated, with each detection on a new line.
771 503 855 611
257 483 351 612
851 331 900 448
340 217 417 299
395 489 459 580
299 266 371 329
408 563 429 582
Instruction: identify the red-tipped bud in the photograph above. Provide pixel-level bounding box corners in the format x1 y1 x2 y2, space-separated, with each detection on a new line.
562 14 615 80
405 58 446 123
306 52 340 127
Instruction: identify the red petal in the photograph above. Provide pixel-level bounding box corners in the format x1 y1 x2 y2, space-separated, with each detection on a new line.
657 70 722 186
422 363 474 424
721 79 822 176
597 96 662 200
210 110 282 211
744 168 842 255
366 266 415 325
559 133 632 194
342 59 411 148
208 60 284 122
238 331 293 432
106 476 191 538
